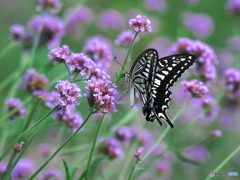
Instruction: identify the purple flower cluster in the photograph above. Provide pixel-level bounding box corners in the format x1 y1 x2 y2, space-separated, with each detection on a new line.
170 38 218 81
183 145 209 163
0 162 7 177
40 169 63 180
52 105 84 131
155 159 172 178
47 45 71 64
115 30 139 46
144 0 167 12
99 138 124 159
38 143 52 158
28 15 64 48
97 10 125 31
5 98 27 122
83 36 113 69
9 24 25 41
223 68 240 98
55 80 82 112
35 0 62 14
182 12 214 39
64 6 94 32
129 15 152 33
181 79 209 97
12 159 36 180
66 53 94 76
226 0 240 16
115 126 133 142
85 77 118 113
21 69 49 93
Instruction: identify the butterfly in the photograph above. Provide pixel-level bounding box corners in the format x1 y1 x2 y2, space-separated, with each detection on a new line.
125 49 196 128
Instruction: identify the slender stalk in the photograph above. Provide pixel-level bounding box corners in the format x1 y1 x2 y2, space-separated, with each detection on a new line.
1 150 18 180
0 42 16 61
118 32 139 80
0 106 58 161
85 113 105 180
28 109 94 180
204 144 240 180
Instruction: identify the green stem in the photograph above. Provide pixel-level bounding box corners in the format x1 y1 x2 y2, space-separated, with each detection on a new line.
85 113 105 180
118 32 139 80
204 144 240 180
1 150 18 180
128 103 188 180
0 42 16 61
0 106 58 161
28 109 94 180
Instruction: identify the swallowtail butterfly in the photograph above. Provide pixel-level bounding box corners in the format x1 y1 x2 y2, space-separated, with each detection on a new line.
125 49 196 128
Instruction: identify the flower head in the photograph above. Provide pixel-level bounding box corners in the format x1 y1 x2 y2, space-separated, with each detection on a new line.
182 12 214 39
223 68 240 98
134 147 144 160
226 0 240 16
0 162 7 177
55 80 82 112
27 15 64 49
66 53 94 76
21 69 49 93
64 6 94 32
9 24 25 41
38 143 52 158
85 77 118 113
97 9 125 31
183 145 209 163
40 169 63 180
89 64 110 80
83 36 113 69
99 138 124 159
210 130 222 137
115 30 139 46
35 0 62 14
129 15 152 32
47 45 71 65
5 98 27 122
181 79 209 97
115 126 133 142
156 159 172 178
12 159 36 180
144 0 167 12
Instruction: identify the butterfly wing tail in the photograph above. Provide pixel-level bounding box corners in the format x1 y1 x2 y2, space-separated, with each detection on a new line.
156 112 174 128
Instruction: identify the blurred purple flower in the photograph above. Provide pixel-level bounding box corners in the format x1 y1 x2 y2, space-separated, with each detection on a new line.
217 50 234 73
129 15 152 33
5 98 27 122
155 159 172 178
66 53 94 76
144 0 167 12
147 37 172 56
85 77 118 113
223 68 240 98
97 10 125 31
100 138 124 159
38 143 52 158
21 68 49 93
0 162 7 177
227 36 240 51
9 24 25 41
42 91 59 108
134 147 144 160
183 146 209 163
115 126 133 142
89 64 111 80
115 30 139 46
47 45 71 65
198 95 219 125
40 169 63 180
181 79 209 97
226 0 240 16
169 38 218 81
64 6 94 32
219 103 237 130
210 130 222 137
35 0 62 14
183 12 214 39
12 159 36 180
83 36 113 69
28 15 64 49
55 80 81 112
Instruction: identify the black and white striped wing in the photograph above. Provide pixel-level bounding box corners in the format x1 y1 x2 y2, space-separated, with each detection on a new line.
146 54 196 128
128 49 158 106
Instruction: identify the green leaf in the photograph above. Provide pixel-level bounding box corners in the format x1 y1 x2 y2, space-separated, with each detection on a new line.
62 159 70 180
78 156 107 180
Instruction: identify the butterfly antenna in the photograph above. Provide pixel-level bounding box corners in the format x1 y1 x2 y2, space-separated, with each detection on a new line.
114 57 127 73
117 89 128 103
